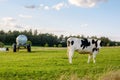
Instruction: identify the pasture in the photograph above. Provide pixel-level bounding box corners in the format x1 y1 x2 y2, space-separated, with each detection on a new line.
0 47 120 80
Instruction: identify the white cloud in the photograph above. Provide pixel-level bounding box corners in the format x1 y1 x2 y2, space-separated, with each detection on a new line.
24 0 108 11
39 3 67 11
24 5 36 9
2 17 16 22
39 4 50 10
52 2 66 11
40 4 44 7
0 18 66 35
25 3 69 11
0 17 24 31
68 0 108 8
19 14 32 18
80 24 88 27
0 17 17 30
44 6 50 10
0 22 31 32
24 4 50 10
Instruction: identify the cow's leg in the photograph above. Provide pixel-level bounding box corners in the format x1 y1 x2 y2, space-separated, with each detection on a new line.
68 48 74 64
87 54 92 63
92 52 97 63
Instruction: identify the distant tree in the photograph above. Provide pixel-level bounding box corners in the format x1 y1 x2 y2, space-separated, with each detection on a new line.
0 30 5 35
100 37 111 46
91 36 97 39
80 35 85 39
21 30 28 35
33 29 38 36
12 30 20 37
58 35 67 47
0 29 119 47
28 29 32 35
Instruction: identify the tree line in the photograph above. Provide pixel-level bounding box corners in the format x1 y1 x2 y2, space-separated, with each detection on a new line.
0 30 120 47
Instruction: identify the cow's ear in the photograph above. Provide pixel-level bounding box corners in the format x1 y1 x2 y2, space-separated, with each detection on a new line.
92 39 95 44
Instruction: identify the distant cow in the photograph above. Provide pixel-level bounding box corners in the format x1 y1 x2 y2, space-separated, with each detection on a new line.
67 37 102 64
0 47 9 51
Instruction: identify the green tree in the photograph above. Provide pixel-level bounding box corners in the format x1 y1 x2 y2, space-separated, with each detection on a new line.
100 37 111 46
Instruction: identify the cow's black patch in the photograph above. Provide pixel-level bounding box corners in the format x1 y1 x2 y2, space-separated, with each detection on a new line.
81 38 90 49
95 40 98 47
92 39 95 44
92 39 98 47
71 41 74 45
92 48 99 52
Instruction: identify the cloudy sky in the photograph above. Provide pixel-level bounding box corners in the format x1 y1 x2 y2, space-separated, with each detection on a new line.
0 0 120 41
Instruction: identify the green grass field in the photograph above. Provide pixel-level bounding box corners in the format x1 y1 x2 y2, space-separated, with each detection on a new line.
0 47 120 80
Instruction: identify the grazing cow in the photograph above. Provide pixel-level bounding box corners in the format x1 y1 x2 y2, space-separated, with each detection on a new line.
0 47 9 51
67 37 102 64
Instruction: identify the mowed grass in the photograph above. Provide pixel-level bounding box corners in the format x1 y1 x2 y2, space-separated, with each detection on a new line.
0 47 120 80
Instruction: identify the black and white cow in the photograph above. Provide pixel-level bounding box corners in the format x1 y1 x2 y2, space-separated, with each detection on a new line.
0 47 9 51
67 37 102 64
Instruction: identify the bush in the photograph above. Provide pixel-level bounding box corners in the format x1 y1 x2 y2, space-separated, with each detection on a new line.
27 40 32 45
44 43 49 47
53 44 57 47
0 42 4 47
58 44 62 47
